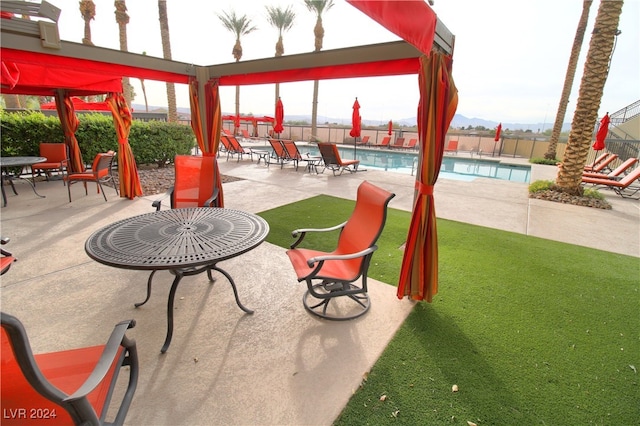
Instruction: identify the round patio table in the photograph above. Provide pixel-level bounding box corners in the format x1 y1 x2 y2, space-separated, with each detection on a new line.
85 207 270 353
0 156 46 207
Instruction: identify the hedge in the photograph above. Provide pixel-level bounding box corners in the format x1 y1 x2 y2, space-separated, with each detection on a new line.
0 110 196 167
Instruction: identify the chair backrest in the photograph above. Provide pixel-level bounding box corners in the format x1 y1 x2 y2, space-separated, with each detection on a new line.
282 140 302 160
607 157 638 177
39 143 68 162
361 136 370 144
393 137 405 147
269 139 286 159
220 135 233 151
241 129 250 138
336 181 395 270
592 154 618 172
446 140 458 151
407 138 418 148
587 152 610 168
379 136 391 146
92 152 115 179
227 136 244 152
618 165 640 186
317 143 340 166
172 155 217 208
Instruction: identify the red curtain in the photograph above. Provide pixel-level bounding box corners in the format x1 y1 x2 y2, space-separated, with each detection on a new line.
54 92 84 173
189 77 224 206
397 52 458 302
105 92 142 199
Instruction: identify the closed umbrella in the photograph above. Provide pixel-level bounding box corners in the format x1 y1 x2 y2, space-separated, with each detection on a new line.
397 52 458 302
349 97 362 162
105 92 142 199
592 113 609 152
274 97 284 138
493 122 502 156
388 119 393 136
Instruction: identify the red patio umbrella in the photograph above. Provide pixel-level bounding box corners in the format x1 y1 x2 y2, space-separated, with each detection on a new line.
592 113 609 152
105 92 142 199
349 97 362 166
388 119 393 136
397 52 458 302
274 97 284 137
495 123 502 141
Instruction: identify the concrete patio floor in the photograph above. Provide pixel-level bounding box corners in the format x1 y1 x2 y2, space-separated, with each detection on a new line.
1 153 638 425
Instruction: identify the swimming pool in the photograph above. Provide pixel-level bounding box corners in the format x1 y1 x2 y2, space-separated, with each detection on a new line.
303 146 531 183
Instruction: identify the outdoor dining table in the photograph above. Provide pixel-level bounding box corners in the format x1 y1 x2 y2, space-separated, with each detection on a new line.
0 156 46 207
85 207 270 353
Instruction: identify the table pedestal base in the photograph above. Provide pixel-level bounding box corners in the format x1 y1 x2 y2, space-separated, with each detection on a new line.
135 263 254 353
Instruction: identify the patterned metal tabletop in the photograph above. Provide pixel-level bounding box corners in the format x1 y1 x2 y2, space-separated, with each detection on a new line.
85 208 269 270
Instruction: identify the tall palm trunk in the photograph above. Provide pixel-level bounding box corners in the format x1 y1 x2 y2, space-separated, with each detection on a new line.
79 0 95 46
158 0 177 122
310 18 324 139
545 0 592 160
556 0 623 194
115 1 132 106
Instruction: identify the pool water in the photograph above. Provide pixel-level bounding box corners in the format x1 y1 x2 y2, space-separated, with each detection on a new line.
303 146 531 183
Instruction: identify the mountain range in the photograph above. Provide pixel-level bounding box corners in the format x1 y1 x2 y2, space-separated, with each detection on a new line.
136 104 570 132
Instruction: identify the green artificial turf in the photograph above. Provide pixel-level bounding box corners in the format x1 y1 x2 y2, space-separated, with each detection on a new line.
258 195 640 425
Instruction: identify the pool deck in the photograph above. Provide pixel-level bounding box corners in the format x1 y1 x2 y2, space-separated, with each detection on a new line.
0 150 638 426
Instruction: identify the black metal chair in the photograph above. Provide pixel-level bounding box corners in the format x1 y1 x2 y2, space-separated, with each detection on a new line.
1 312 139 425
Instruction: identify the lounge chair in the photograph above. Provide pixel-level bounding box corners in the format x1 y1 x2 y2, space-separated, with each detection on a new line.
585 153 618 173
66 152 118 202
444 140 458 154
377 136 391 149
583 157 638 179
267 139 289 168
356 135 370 146
390 137 405 149
219 135 234 159
317 142 360 175
31 142 69 184
226 136 254 162
1 236 16 275
1 312 139 426
281 140 311 171
406 138 418 149
584 152 612 171
581 166 640 199
286 181 395 320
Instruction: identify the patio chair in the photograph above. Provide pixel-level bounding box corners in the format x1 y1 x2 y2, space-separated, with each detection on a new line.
224 136 253 162
406 138 418 149
1 312 138 426
582 157 638 179
390 137 406 149
317 142 360 175
66 152 118 202
377 136 391 148
356 135 370 146
267 139 289 168
286 181 395 320
584 152 612 172
152 155 219 210
580 165 640 199
31 142 69 184
444 140 458 154
281 140 311 171
585 153 618 173
1 236 16 275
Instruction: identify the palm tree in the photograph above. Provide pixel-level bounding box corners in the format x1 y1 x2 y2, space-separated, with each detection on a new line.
544 0 593 160
114 0 133 106
217 10 258 134
303 0 334 139
265 5 296 102
79 0 95 46
140 52 149 112
158 0 178 122
555 0 623 195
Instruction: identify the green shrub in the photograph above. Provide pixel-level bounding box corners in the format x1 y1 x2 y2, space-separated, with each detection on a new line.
1 109 196 166
528 179 554 193
530 157 559 165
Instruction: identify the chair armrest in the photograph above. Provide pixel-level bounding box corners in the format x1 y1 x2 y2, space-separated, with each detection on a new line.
204 187 220 207
1 237 12 257
290 221 347 249
307 246 378 268
152 187 173 211
64 319 137 403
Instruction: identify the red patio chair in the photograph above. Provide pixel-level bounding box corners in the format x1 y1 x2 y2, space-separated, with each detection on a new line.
584 152 612 172
406 138 418 149
581 165 640 199
286 181 395 320
66 152 118 202
152 155 219 210
444 140 458 154
356 135 370 146
390 137 406 149
377 136 391 148
584 153 618 173
31 142 69 184
1 236 16 275
583 157 638 179
1 312 139 426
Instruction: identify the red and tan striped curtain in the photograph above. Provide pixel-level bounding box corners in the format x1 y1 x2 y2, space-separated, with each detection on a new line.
54 92 84 173
105 92 142 199
397 52 458 302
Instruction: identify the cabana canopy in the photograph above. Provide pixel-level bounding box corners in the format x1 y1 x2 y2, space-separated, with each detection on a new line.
41 96 111 111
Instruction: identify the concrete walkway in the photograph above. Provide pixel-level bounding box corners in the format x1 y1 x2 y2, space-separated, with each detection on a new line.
1 153 638 426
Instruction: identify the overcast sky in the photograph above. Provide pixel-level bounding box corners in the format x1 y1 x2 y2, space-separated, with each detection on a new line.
55 0 639 124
